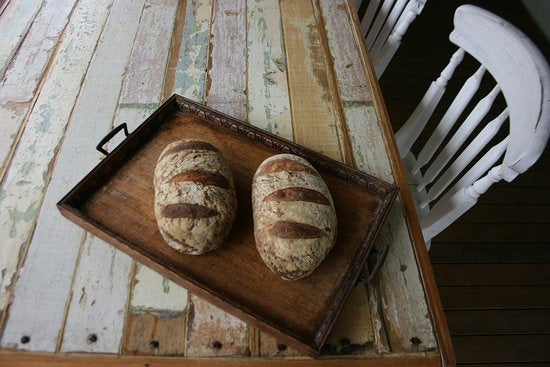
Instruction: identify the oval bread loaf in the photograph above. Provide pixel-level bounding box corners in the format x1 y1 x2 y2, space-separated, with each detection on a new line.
154 139 237 255
252 154 337 280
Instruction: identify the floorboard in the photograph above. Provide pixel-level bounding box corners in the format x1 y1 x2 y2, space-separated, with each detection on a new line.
381 0 550 364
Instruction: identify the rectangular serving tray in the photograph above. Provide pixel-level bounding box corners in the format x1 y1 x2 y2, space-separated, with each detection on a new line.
57 95 398 358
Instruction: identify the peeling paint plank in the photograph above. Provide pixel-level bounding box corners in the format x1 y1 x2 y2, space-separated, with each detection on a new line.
186 294 250 357
324 284 376 356
60 0 178 355
259 334 301 358
183 0 250 357
103 0 189 357
60 235 133 353
205 0 247 118
129 264 187 314
319 0 436 353
0 0 113 333
0 0 77 181
279 0 344 161
171 0 212 101
123 313 186 355
0 0 44 77
120 0 177 105
246 0 292 356
0 0 145 351
246 0 292 140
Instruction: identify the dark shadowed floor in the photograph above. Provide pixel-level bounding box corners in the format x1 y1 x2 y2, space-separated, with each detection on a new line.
378 0 550 364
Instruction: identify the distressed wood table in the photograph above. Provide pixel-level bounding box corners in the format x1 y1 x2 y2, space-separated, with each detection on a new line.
0 0 454 365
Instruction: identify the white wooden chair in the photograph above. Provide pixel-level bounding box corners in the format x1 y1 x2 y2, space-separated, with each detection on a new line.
394 5 550 249
354 0 427 78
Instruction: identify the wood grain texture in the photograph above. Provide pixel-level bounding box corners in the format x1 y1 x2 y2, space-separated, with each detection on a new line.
323 0 438 355
0 0 112 332
62 1 178 354
348 0 455 362
0 0 143 351
324 284 376 356
0 0 44 77
172 0 212 101
246 0 292 140
0 0 76 180
123 310 186 355
205 0 247 118
186 294 250 357
0 351 442 366
185 0 249 357
60 235 133 353
280 0 344 162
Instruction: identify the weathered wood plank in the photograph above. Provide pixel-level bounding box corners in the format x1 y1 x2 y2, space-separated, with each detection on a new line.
123 313 187 355
205 0 246 118
0 0 77 180
60 235 133 353
324 284 376 356
280 0 344 162
0 0 112 333
246 0 292 140
0 0 144 351
184 0 250 357
316 0 390 356
325 0 437 353
171 0 212 101
60 0 178 355
186 294 250 357
0 0 44 77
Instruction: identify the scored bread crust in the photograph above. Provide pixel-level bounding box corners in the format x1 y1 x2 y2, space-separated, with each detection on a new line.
252 154 337 280
154 140 237 254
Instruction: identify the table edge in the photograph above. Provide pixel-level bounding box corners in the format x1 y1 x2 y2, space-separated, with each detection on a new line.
0 350 442 367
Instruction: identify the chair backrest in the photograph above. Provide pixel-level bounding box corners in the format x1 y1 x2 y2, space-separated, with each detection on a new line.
355 0 427 78
394 5 550 243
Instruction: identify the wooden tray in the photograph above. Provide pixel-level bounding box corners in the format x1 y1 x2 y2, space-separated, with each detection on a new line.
57 95 398 358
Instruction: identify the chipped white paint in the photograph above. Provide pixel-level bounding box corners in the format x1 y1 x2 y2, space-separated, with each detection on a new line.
184 0 249 356
0 0 44 77
60 235 133 353
130 264 187 312
0 0 145 351
247 0 292 140
60 0 179 353
0 0 112 323
205 0 247 118
0 0 77 180
172 0 212 100
321 0 436 352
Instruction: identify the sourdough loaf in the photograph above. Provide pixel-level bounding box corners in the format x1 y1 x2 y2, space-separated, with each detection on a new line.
154 140 237 255
252 154 337 280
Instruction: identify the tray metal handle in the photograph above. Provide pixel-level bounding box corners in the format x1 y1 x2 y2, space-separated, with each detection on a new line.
96 123 129 156
358 245 389 285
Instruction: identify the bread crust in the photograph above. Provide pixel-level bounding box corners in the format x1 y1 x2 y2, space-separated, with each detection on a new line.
252 154 337 280
154 140 237 254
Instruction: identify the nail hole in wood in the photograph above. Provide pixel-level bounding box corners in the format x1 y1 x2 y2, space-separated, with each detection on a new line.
87 333 98 343
149 340 159 349
212 340 222 349
410 337 421 345
277 343 287 352
20 335 30 344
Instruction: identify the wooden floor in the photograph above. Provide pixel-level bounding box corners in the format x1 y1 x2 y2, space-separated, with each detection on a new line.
379 0 550 365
